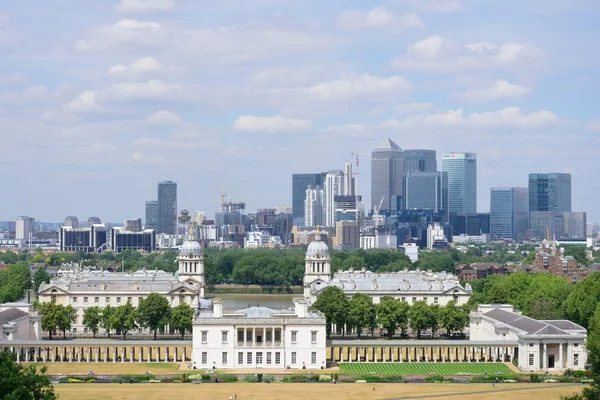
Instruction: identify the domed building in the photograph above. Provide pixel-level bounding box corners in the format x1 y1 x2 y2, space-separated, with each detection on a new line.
303 236 332 298
177 226 205 298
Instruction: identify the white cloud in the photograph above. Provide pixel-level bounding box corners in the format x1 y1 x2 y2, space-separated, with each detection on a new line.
454 80 533 102
323 124 368 136
74 19 165 52
395 102 434 114
146 110 182 126
0 13 9 26
411 0 463 13
232 115 312 133
109 57 163 80
131 152 166 164
0 73 27 85
382 107 559 129
105 79 181 101
65 91 101 113
391 35 546 73
115 0 176 14
305 73 412 100
587 121 600 131
338 6 424 30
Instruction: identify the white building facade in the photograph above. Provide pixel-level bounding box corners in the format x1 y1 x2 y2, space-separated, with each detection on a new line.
0 303 42 341
470 304 587 372
192 298 326 370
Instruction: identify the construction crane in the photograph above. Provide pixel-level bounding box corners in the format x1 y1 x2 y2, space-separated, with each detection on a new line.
350 152 368 196
373 196 385 227
209 171 227 211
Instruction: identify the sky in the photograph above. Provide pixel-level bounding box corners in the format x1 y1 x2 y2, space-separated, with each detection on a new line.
1 0 599 223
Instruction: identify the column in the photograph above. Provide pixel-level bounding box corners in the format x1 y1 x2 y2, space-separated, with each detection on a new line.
165 347 169 362
542 343 547 370
559 343 563 369
139 347 143 362
399 347 403 363
425 347 428 362
567 343 572 369
69 349 72 362
148 347 151 362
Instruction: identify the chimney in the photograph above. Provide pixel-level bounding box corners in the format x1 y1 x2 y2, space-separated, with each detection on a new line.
213 298 223 318
294 298 307 318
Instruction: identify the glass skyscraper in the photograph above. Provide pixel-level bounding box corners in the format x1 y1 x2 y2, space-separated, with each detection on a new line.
157 180 177 234
371 138 404 212
403 149 437 173
145 200 158 230
405 171 448 217
442 152 477 213
528 173 571 212
490 187 529 241
292 173 323 226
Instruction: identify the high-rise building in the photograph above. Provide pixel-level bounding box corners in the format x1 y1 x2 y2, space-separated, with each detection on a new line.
64 216 79 229
15 216 35 240
110 227 156 253
59 224 107 252
87 217 101 227
371 138 404 212
405 171 447 215
442 152 477 213
528 173 571 213
145 200 158 230
404 149 437 173
304 185 325 227
157 180 177 234
124 218 143 232
450 213 490 236
490 187 529 241
529 211 587 240
343 161 355 196
292 174 324 226
333 220 359 250
324 170 344 227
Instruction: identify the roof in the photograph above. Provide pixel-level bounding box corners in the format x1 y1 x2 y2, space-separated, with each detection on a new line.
374 138 400 151
235 306 294 318
483 308 579 336
0 308 28 324
541 320 586 332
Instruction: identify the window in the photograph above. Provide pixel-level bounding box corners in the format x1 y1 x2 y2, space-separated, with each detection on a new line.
291 331 297 343
256 352 263 364
529 354 534 366
412 297 417 303
401 297 406 302
246 330 253 343
83 297 88 303
266 330 272 342
94 297 99 303
529 343 534 347
83 327 88 333
274 329 281 343
574 343 580 347
423 297 427 303
222 352 228 365
201 331 208 343
73 297 78 303
72 328 77 334
222 331 228 343
291 352 297 364
247 352 253 364
311 352 317 364
127 297 132 303
574 354 579 366
434 297 439 304
116 297 121 303
266 352 272 365
275 352 281 364
105 297 110 304
238 352 243 364
201 352 207 364
311 331 317 343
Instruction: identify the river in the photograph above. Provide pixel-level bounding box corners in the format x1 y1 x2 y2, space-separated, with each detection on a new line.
211 294 297 311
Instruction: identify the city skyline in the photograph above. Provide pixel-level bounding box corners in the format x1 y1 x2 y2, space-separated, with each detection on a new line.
1 1 598 223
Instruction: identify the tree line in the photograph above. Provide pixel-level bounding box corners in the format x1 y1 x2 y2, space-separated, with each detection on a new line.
37 293 195 340
310 286 470 339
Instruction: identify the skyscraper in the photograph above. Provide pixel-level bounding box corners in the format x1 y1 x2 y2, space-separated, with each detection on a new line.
343 161 354 196
442 152 477 213
157 180 177 234
145 200 158 230
490 187 529 241
304 185 325 227
405 171 448 216
404 149 437 173
292 174 323 226
15 216 35 240
64 216 79 229
528 173 571 212
324 170 344 227
371 138 404 212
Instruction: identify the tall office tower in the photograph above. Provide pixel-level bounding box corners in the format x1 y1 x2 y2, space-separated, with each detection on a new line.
15 216 35 240
529 211 587 240
64 216 79 229
405 171 448 215
59 224 107 252
404 149 437 173
87 217 101 227
371 138 404 212
343 161 355 196
157 180 177 234
304 185 325 227
528 173 572 212
490 187 529 241
124 218 143 232
324 170 344 227
292 174 324 226
442 152 477 213
145 200 158 230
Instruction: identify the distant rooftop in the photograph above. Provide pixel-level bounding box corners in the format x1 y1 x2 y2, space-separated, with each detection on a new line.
374 138 400 151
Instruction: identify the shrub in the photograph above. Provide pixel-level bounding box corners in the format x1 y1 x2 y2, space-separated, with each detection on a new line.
188 374 203 382
242 375 259 383
573 370 586 378
564 369 574 377
560 376 577 383
263 375 274 383
530 374 542 383
281 375 319 383
425 375 446 383
319 375 332 382
148 380 161 383
217 374 239 383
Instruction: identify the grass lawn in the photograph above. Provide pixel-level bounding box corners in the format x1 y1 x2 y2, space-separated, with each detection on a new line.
31 362 181 375
54 383 583 400
339 362 515 376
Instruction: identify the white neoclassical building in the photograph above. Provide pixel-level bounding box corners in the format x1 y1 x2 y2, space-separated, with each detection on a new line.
192 298 326 370
38 232 206 335
303 238 472 306
0 303 41 341
470 304 587 371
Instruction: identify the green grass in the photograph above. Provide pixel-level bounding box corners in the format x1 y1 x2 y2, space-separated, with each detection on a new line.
339 362 514 376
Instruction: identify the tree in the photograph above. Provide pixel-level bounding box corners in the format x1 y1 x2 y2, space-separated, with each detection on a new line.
529 298 562 320
428 304 441 337
348 293 377 338
408 301 434 338
170 303 195 339
440 301 468 335
37 302 59 339
0 351 56 400
565 246 589 266
32 268 51 294
112 301 138 340
57 305 76 339
137 293 172 340
311 286 349 338
102 305 115 338
83 306 102 338
564 272 600 329
376 297 409 338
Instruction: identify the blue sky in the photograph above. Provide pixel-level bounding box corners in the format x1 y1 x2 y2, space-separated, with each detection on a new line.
1 0 598 223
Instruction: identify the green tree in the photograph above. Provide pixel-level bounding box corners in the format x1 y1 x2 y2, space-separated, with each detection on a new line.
348 293 377 338
37 302 59 339
311 286 349 338
376 297 409 338
408 301 434 338
137 293 172 340
341 255 365 270
102 305 115 338
32 268 51 294
0 351 56 400
111 301 138 340
440 301 468 335
564 272 600 329
83 306 102 338
170 303 195 339
565 246 589 266
428 304 441 337
57 305 76 339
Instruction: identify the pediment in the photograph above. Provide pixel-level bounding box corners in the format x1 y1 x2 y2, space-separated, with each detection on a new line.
38 285 69 295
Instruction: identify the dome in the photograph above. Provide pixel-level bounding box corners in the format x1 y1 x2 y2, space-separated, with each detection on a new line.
179 239 203 256
306 240 329 258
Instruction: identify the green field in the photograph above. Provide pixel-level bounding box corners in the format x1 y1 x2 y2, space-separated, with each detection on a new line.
339 362 514 375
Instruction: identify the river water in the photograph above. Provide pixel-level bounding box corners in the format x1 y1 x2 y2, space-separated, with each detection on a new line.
212 294 297 311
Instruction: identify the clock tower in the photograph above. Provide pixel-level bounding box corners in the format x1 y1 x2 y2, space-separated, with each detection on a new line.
303 228 331 298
